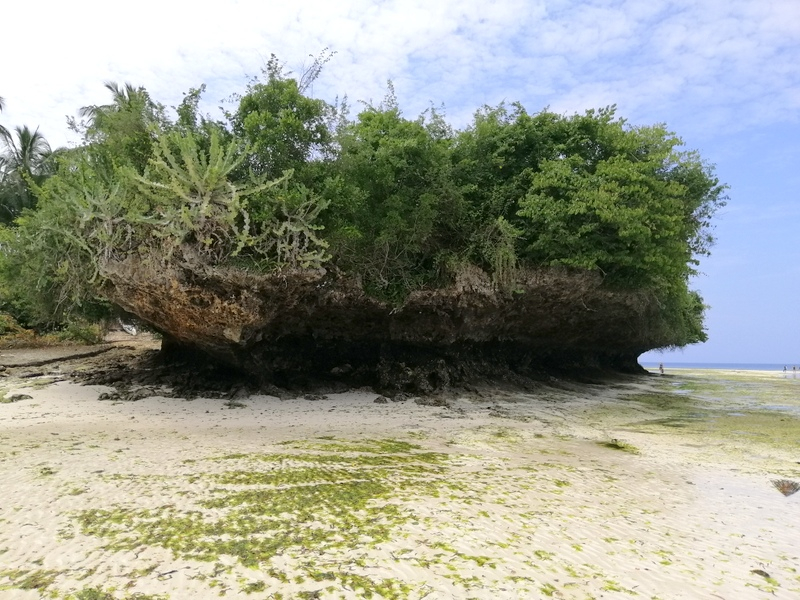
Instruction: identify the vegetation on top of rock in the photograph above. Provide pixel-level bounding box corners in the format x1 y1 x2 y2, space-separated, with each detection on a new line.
0 53 726 352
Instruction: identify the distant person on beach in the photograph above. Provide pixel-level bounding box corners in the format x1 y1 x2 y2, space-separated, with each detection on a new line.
784 366 788 373
659 363 664 375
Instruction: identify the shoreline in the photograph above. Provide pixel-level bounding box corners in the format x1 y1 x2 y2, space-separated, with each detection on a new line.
642 364 800 373
1 351 798 599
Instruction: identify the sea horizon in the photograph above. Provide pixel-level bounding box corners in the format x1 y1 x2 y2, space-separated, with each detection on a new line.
638 362 799 371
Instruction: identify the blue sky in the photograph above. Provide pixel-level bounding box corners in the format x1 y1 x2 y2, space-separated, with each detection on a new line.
2 0 798 363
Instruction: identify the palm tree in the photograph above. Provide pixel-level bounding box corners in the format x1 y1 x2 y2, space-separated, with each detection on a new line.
0 125 53 222
1 96 9 194
78 81 159 174
79 81 155 124
0 95 9 143
2 125 52 179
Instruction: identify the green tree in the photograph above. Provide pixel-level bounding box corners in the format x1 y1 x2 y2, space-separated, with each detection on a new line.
231 56 332 182
122 128 270 263
453 104 726 291
0 126 53 223
451 104 574 283
1 125 52 179
172 84 233 150
323 100 464 300
0 150 111 326
75 81 164 175
516 111 727 290
452 103 565 229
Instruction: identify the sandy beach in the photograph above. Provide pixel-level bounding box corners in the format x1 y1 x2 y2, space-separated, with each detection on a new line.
1 341 798 599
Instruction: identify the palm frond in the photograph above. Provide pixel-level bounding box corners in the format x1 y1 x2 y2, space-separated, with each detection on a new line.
0 96 8 144
79 81 153 124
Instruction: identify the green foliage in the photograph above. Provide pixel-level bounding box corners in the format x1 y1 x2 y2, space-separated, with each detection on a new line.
0 63 727 349
0 124 331 325
1 106 144 329
0 94 8 141
452 103 563 226
455 105 726 292
0 125 54 223
231 55 332 181
124 129 330 271
0 154 112 326
55 320 105 344
173 85 233 153
75 81 166 176
247 179 330 270
125 129 262 262
323 103 465 301
478 216 521 292
0 312 24 336
517 113 726 290
650 284 709 347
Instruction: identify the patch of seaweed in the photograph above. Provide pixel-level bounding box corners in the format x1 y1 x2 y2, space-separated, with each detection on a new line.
597 439 640 454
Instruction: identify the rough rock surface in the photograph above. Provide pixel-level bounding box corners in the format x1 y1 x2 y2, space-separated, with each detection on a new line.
100 255 667 392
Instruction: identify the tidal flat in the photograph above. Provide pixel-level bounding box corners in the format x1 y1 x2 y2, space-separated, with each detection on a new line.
0 363 798 599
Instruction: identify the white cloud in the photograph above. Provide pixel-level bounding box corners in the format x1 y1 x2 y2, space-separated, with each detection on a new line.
1 0 798 147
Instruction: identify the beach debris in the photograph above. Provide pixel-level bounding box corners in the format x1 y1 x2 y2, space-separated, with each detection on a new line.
770 479 800 496
2 393 32 402
750 568 779 585
751 568 771 578
374 396 389 404
118 318 138 336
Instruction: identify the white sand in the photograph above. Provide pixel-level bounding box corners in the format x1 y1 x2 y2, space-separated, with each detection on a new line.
1 360 798 599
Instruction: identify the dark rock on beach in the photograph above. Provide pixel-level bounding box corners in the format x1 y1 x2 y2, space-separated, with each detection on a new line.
96 255 668 393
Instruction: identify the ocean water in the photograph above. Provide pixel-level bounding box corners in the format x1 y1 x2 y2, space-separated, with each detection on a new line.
638 362 798 371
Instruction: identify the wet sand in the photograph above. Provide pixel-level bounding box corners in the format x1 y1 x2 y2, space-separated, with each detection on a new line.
1 347 798 599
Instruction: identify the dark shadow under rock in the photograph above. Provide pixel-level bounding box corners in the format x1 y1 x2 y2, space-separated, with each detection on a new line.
94 260 665 396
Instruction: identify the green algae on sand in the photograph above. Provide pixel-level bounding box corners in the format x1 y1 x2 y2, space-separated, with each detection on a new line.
73 439 450 597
